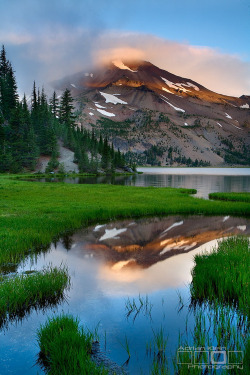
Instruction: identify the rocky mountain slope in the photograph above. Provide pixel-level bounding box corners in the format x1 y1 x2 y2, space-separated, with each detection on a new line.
53 60 250 166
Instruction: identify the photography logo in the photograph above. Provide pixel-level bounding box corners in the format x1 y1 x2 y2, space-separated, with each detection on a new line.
177 347 244 370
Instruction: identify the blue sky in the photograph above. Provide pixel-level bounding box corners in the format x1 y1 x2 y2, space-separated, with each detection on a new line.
0 0 249 95
99 0 250 60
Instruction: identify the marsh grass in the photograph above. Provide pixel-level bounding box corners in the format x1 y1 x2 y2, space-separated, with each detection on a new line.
37 314 108 375
0 266 70 327
209 192 250 203
125 294 153 321
190 237 250 316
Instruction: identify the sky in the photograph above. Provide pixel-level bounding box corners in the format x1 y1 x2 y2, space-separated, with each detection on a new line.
0 0 250 96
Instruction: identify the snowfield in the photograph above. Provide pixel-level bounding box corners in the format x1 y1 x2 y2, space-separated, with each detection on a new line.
100 91 127 105
95 103 106 109
240 103 249 109
112 60 137 72
96 108 116 117
162 87 173 94
160 95 185 112
160 77 191 93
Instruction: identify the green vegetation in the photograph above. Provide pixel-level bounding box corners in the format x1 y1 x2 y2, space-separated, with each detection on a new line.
220 137 250 165
191 237 250 316
96 117 132 137
37 314 108 374
0 266 70 326
1 175 250 270
0 46 126 174
209 192 250 203
173 155 211 167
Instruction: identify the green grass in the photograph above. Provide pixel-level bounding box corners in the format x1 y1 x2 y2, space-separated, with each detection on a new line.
37 314 108 375
0 266 70 326
190 237 250 316
0 175 250 270
209 192 250 203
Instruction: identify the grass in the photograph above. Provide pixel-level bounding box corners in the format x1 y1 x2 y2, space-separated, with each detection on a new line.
209 192 250 203
0 174 250 270
0 266 70 327
37 314 108 375
190 237 250 317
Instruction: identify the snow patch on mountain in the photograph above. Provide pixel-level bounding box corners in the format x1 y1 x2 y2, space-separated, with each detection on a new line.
162 87 173 94
100 91 127 105
89 112 94 116
95 103 106 109
160 77 191 93
225 113 232 119
240 103 249 109
96 108 116 117
160 95 185 112
217 122 222 127
71 84 76 88
112 60 137 72
185 82 200 91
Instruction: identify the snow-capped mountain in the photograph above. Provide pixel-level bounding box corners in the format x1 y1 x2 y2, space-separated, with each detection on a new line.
53 60 250 166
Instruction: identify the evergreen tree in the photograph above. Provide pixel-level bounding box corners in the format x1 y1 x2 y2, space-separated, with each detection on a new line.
59 89 75 128
50 91 59 118
0 45 18 120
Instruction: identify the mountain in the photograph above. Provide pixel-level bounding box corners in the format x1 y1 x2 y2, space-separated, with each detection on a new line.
53 60 250 166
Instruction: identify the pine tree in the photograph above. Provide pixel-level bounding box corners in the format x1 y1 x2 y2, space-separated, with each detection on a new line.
59 89 75 128
50 91 59 118
0 45 18 120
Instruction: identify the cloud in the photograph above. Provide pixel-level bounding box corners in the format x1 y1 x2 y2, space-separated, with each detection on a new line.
93 32 250 96
2 28 250 97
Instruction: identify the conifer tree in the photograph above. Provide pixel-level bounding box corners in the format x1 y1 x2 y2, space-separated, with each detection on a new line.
59 88 75 127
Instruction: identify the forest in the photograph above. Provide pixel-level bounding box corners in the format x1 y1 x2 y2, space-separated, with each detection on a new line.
0 46 126 174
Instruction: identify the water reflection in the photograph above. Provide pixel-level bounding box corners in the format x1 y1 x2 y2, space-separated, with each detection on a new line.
1 215 249 374
20 215 250 294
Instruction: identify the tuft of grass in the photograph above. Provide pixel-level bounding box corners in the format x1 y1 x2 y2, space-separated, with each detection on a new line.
37 314 108 375
0 266 70 326
209 192 250 203
190 237 250 316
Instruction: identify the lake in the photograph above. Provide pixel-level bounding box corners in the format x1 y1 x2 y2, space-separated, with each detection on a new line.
1 215 249 374
36 167 250 198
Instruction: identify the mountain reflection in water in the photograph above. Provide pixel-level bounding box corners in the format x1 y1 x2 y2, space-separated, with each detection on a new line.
53 215 249 294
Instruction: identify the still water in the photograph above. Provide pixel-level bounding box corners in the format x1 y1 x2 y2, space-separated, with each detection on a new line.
38 167 250 198
0 215 249 374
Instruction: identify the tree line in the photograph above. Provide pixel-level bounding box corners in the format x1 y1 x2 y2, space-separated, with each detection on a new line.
0 45 126 173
